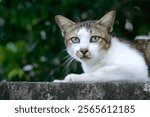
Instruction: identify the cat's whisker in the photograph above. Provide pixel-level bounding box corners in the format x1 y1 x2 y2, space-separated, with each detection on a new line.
50 55 72 77
60 55 70 61
66 58 74 69
55 49 67 59
64 57 74 74
57 49 67 56
61 57 72 66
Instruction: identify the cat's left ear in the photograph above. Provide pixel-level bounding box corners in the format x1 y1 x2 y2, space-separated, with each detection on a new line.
96 10 116 33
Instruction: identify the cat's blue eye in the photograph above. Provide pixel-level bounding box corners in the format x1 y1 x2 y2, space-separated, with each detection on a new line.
71 37 80 43
90 36 100 43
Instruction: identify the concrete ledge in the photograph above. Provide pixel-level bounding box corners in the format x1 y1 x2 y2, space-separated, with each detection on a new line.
0 82 150 100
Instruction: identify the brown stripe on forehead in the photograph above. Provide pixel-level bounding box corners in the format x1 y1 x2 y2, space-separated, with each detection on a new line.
79 20 96 30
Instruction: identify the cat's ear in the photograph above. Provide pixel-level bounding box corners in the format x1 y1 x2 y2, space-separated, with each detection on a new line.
96 10 116 33
55 15 76 36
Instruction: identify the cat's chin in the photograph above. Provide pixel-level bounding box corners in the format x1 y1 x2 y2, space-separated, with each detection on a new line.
75 55 91 62
81 56 90 60
79 57 91 62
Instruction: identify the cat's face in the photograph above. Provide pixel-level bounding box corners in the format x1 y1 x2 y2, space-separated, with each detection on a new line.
62 26 111 63
55 11 116 63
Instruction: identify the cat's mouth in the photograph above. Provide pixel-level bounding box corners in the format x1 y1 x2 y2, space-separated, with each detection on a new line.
80 56 91 60
76 51 91 60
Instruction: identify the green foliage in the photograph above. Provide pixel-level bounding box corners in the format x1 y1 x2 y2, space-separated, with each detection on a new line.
0 0 150 81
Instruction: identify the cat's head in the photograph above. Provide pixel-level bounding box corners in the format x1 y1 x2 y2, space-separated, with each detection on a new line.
55 11 116 63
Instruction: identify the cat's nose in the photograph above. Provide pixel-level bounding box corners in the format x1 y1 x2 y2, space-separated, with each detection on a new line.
80 48 88 55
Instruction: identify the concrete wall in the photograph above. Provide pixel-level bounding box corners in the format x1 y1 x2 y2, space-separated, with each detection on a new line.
0 82 150 100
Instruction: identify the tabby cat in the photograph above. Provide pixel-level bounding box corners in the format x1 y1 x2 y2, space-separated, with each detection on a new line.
54 10 150 82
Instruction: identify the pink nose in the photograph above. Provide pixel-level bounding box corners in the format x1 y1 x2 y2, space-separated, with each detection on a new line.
80 48 88 54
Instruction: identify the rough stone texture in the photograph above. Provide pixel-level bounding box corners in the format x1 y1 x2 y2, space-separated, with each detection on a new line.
0 82 150 100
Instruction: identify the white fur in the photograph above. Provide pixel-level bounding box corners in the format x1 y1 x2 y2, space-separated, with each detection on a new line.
54 28 149 82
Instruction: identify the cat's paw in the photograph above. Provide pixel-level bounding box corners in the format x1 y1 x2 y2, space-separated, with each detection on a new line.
64 74 79 82
53 79 66 82
53 74 80 82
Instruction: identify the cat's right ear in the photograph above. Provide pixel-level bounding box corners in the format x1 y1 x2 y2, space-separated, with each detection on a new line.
55 15 76 36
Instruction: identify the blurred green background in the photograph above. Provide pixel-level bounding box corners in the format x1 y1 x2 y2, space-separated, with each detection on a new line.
0 0 150 82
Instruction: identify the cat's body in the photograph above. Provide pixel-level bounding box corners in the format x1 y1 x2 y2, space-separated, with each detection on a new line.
133 39 150 75
54 11 149 82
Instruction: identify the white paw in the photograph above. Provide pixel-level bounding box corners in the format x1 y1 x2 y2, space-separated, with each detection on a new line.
53 74 80 82
53 79 66 82
64 74 79 82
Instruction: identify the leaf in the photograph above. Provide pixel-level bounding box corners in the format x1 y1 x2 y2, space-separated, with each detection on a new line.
8 68 24 80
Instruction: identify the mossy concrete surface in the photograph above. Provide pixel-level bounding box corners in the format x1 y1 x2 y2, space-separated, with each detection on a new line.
0 82 150 100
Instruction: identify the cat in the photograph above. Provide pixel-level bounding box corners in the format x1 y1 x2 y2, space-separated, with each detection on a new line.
54 10 150 82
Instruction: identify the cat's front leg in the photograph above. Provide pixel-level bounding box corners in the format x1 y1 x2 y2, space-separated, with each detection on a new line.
64 74 80 82
53 74 81 82
64 73 95 82
53 73 97 82
53 79 66 82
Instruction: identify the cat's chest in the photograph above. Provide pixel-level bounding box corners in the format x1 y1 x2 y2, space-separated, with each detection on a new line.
81 62 105 73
